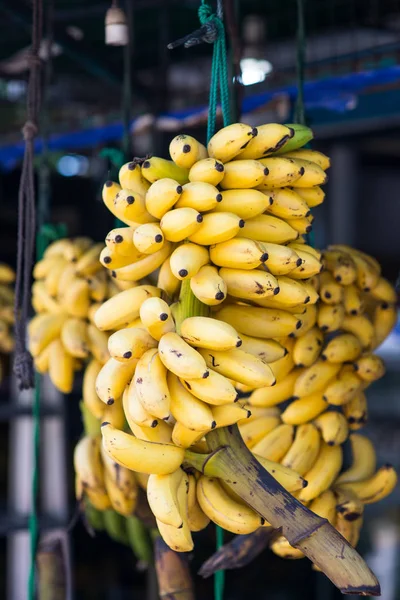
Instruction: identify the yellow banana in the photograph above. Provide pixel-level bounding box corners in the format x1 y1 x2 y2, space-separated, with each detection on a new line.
101 422 184 475
293 360 341 398
334 487 364 522
322 250 357 286
321 333 362 363
190 264 226 305
220 267 279 300
87 271 108 302
141 157 189 185
74 435 109 508
169 134 207 168
211 403 251 427
172 422 207 448
48 339 75 393
248 368 299 407
257 242 301 276
254 455 307 492
188 157 225 186
63 237 94 263
209 238 268 270
187 474 210 531
139 297 175 340
197 475 262 534
237 214 298 244
217 304 302 339
94 285 161 330
158 332 209 379
123 383 159 428
372 301 397 348
32 281 65 314
322 366 364 406
188 212 244 245
132 223 164 255
147 467 185 527
199 347 275 388
354 354 385 382
100 246 143 270
281 423 320 476
74 243 104 276
213 188 269 218
208 123 256 162
256 156 304 187
267 340 296 382
134 348 171 420
236 334 286 364
263 187 310 219
293 326 323 367
105 226 137 258
237 123 293 159
28 313 67 357
119 160 149 193
317 303 344 333
343 391 368 430
160 207 203 242
284 216 313 236
122 390 172 443
251 424 294 461
60 317 89 358
110 242 172 282
108 326 157 362
309 490 336 525
83 360 105 419
329 245 380 291
86 324 110 364
238 415 281 447
336 433 376 484
95 356 138 405
34 344 51 374
281 393 328 425
0 263 15 283
43 238 72 259
343 284 364 316
220 159 267 189
286 158 327 187
180 369 238 405
283 149 330 170
156 473 194 552
44 257 69 296
294 186 325 208
270 536 305 560
369 277 397 303
157 256 181 299
169 243 209 280
168 372 214 431
102 180 123 219
337 465 397 504
180 316 241 350
101 393 126 429
101 445 138 516
335 512 363 548
176 181 221 212
283 247 322 280
62 279 91 318
297 442 343 502
313 411 349 445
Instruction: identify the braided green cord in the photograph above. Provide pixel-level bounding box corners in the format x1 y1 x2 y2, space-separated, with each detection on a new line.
198 2 232 598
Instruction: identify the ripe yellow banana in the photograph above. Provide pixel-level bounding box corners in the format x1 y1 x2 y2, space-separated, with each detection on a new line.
141 157 189 185
283 149 330 170
322 250 357 286
119 160 149 193
110 242 172 282
373 301 397 348
263 187 310 220
257 243 301 276
208 123 257 162
82 360 104 419
294 186 325 208
158 332 208 379
101 422 184 475
343 392 368 430
180 316 241 350
343 284 364 316
102 180 122 220
188 157 225 186
75 243 104 276
123 383 159 428
251 424 294 461
293 326 323 368
268 340 296 382
317 303 345 333
60 318 89 358
139 297 175 340
157 257 181 299
284 216 313 236
168 372 214 431
281 423 320 476
334 487 364 522
337 465 397 504
101 444 138 516
176 181 221 212
62 279 91 318
48 339 75 393
369 277 397 303
197 475 262 534
94 285 161 330
354 354 385 382
0 263 15 282
180 369 238 405
160 207 203 242
220 159 267 189
190 264 227 305
237 123 293 159
211 403 251 428
297 442 343 502
284 247 322 280
309 490 336 525
281 393 328 425
147 467 185 527
213 188 269 218
335 512 363 548
288 158 327 188
95 356 137 405
156 473 194 552
217 304 302 339
294 360 341 398
199 347 276 388
313 411 349 445
210 238 268 270
169 243 209 280
321 333 362 363
237 214 298 244
220 267 279 300
169 134 207 168
143 178 182 219
238 415 281 448
108 326 157 362
87 271 108 302
248 368 299 407
239 335 286 364
189 212 244 246
44 257 69 296
254 455 307 492
336 434 376 484
270 536 305 560
187 474 210 531
100 246 143 270
133 223 164 255
134 348 171 420
34 345 51 374
255 156 304 188
74 435 109 508
329 245 380 291
322 366 363 406
28 313 67 357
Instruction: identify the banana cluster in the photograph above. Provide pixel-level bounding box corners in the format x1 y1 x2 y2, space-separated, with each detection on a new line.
0 263 16 382
76 122 397 555
29 237 137 393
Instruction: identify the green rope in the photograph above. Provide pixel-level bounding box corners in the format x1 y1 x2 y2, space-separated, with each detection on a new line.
198 2 232 598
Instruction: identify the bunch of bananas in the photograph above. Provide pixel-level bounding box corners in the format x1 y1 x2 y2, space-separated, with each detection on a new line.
74 121 396 557
0 263 16 382
29 237 137 393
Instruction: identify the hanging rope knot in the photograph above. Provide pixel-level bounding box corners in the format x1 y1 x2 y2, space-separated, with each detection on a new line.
167 1 222 49
14 350 35 390
22 120 38 141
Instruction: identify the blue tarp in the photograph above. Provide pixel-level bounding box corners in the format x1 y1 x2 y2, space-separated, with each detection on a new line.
1 64 400 170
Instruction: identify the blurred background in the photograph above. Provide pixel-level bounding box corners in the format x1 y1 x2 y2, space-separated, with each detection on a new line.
0 0 400 598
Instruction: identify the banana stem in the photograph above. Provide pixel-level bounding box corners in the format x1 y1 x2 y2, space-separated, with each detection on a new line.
154 536 195 600
126 515 154 564
174 279 209 334
185 425 380 596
